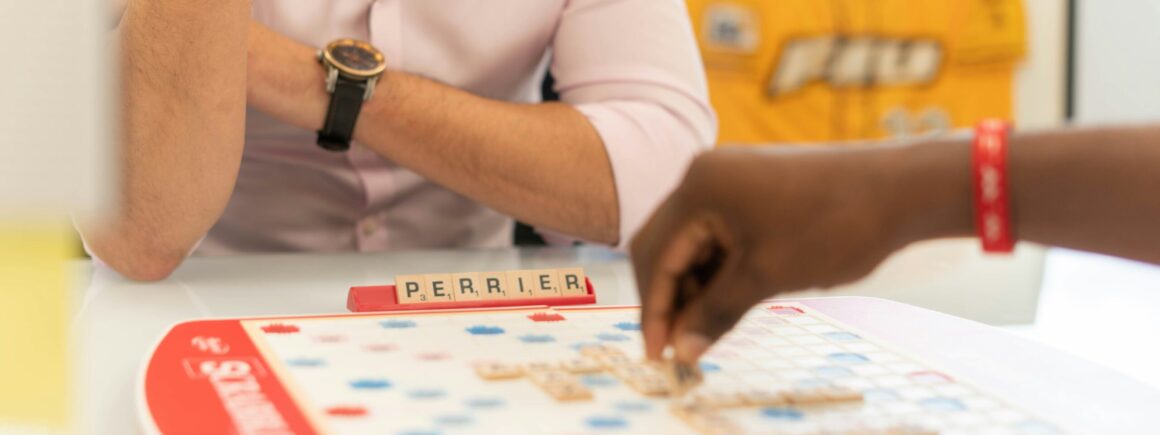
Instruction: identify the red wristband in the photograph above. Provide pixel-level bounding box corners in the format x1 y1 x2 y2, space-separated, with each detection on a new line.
972 119 1014 253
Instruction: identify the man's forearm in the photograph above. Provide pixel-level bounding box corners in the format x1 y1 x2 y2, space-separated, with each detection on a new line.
894 125 1160 264
83 1 249 280
363 75 620 244
247 24 620 244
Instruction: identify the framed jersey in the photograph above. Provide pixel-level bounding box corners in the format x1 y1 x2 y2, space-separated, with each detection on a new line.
687 0 1027 143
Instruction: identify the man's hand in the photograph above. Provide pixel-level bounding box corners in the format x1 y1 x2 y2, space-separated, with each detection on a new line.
631 145 957 364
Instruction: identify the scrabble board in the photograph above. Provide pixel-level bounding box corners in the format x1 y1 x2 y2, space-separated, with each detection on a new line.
139 302 1064 434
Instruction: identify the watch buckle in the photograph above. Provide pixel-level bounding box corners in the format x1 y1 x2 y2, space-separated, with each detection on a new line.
363 77 377 101
325 68 339 94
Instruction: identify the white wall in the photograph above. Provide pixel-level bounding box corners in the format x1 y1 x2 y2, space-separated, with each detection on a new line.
1016 0 1069 129
1075 0 1160 122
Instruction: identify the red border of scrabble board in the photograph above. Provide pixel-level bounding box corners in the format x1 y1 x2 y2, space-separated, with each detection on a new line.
346 277 597 312
139 305 560 435
138 315 316 435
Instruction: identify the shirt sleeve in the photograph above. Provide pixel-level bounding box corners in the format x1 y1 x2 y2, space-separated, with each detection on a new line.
549 0 718 248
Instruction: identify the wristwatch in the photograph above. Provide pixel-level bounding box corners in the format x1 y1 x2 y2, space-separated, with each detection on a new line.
316 39 387 151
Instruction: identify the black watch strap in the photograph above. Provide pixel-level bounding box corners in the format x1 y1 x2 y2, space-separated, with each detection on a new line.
316 75 368 152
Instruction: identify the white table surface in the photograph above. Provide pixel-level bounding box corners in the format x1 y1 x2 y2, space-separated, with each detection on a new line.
71 244 1160 434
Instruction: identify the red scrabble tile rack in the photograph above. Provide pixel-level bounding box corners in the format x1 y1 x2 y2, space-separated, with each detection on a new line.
347 270 597 312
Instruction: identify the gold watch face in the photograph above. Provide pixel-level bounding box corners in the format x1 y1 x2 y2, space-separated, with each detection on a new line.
323 39 387 78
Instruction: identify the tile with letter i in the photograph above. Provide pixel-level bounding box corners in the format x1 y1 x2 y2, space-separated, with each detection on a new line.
508 270 539 299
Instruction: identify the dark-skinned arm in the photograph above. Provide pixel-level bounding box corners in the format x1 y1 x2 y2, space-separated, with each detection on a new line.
631 124 1160 363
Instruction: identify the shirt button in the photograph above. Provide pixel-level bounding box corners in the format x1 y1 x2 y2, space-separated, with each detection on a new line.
359 219 380 237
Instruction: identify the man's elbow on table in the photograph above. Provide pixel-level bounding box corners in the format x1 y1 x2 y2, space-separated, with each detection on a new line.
84 233 192 282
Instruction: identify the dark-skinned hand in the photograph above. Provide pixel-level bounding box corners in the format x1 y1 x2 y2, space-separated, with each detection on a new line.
630 145 943 364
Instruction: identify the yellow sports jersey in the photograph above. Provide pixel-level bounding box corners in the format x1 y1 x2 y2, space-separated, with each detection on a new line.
687 0 1027 143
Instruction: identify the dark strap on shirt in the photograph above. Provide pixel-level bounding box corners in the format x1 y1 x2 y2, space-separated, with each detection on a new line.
316 76 367 152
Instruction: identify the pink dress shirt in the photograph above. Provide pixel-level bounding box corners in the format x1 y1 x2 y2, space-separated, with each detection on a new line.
197 0 716 255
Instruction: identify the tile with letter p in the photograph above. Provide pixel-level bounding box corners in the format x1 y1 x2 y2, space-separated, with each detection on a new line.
395 275 431 303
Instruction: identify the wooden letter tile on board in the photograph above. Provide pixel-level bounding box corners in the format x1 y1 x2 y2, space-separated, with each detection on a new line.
426 274 455 302
532 269 561 297
451 273 483 301
479 272 510 300
396 275 430 303
507 270 538 299
557 268 587 296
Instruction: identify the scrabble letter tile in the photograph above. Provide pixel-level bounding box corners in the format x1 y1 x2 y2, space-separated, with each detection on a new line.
625 374 671 397
532 269 561 297
741 389 789 407
426 274 455 302
560 357 604 374
507 270 538 299
557 268 587 296
785 387 829 405
527 369 577 387
396 275 430 303
521 361 560 374
594 353 634 368
821 386 863 403
578 344 624 358
610 363 659 381
686 390 746 408
473 361 524 380
479 272 509 300
542 382 594 402
451 273 483 301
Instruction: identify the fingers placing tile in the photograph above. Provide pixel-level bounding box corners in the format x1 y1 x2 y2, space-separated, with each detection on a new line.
662 360 704 397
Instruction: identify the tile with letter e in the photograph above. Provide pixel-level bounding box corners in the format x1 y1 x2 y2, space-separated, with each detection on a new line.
395 275 431 303
478 271 510 300
426 274 456 302
556 268 587 295
531 269 561 297
451 273 483 301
